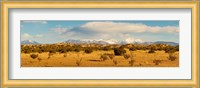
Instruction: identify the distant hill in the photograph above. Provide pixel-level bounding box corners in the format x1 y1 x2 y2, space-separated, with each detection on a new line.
153 41 179 46
61 39 179 46
21 39 178 46
21 40 40 45
143 41 178 46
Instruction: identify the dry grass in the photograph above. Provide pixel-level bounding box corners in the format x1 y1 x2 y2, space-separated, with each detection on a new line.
21 50 179 67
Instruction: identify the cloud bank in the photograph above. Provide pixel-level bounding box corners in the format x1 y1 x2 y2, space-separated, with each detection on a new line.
51 22 179 42
80 22 179 33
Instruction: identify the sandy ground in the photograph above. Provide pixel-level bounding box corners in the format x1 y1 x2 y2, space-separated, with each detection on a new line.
21 50 179 67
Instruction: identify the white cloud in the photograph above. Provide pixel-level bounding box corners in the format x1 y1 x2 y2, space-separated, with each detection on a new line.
21 21 47 24
33 34 43 38
58 21 179 42
21 33 31 39
51 26 69 34
80 22 179 34
21 33 43 40
51 27 68 34
135 39 144 43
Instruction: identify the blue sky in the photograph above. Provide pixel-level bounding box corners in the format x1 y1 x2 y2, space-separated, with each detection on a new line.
21 20 179 44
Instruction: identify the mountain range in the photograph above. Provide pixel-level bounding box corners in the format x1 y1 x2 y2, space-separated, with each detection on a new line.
21 40 40 45
21 39 179 46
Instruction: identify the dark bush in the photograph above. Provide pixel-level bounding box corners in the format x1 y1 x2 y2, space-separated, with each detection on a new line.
66 47 74 52
163 46 178 53
30 54 38 59
129 47 136 51
106 54 115 59
102 46 112 51
148 48 155 53
38 49 42 53
129 59 135 66
100 54 109 61
76 58 82 66
164 49 176 53
153 59 162 65
74 48 81 52
119 45 126 49
175 45 179 51
84 48 93 54
24 49 32 54
113 59 118 65
114 48 126 56
168 53 177 61
59 48 67 53
49 50 56 53
123 54 131 59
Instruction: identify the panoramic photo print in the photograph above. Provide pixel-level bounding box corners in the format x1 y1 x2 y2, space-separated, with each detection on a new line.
21 20 179 67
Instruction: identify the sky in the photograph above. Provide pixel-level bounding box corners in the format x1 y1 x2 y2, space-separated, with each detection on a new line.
20 20 179 44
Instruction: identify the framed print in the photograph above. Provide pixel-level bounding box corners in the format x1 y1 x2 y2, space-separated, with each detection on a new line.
1 1 199 87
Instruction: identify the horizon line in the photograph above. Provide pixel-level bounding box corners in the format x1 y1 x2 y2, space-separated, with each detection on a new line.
21 39 179 44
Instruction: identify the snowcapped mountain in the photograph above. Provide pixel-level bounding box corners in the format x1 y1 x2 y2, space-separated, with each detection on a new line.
62 39 145 45
61 39 178 46
20 39 178 46
62 39 109 44
21 40 40 45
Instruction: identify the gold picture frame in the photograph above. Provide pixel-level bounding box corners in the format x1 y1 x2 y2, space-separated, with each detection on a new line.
1 1 199 87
